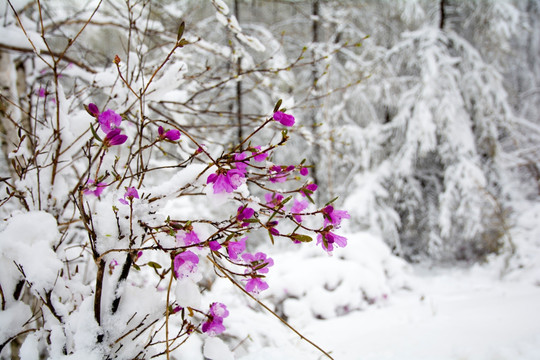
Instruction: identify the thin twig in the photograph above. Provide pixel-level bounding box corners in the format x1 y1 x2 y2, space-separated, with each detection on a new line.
207 255 334 360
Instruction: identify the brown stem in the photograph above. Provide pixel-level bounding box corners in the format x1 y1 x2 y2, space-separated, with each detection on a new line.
207 256 335 360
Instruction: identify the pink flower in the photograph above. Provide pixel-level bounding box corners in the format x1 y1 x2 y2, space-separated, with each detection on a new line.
273 111 295 126
202 319 226 336
242 252 274 274
237 206 255 226
265 192 284 208
207 168 245 193
119 186 139 205
268 165 288 183
317 231 347 254
177 230 200 246
252 146 268 162
209 240 222 251
300 183 318 197
158 126 181 141
202 302 229 336
322 205 350 229
244 278 269 294
291 199 309 223
300 167 309 176
173 250 199 278
98 109 122 134
83 179 107 197
104 128 128 147
209 302 229 319
234 152 249 172
37 88 46 98
227 237 247 261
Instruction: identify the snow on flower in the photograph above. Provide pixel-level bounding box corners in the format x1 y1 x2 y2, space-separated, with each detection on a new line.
273 111 295 126
177 229 200 246
209 302 229 319
202 302 229 336
98 109 122 134
158 126 181 141
83 179 107 197
207 168 245 193
174 250 199 278
119 186 139 205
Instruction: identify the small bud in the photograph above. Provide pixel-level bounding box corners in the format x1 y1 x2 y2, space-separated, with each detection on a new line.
114 55 121 65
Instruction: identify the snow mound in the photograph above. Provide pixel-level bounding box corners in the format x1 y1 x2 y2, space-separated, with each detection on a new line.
265 232 412 321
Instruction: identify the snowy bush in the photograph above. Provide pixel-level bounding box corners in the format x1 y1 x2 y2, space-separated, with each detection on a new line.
0 1 354 358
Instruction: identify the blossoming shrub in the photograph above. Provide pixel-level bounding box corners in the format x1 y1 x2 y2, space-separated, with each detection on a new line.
0 2 349 359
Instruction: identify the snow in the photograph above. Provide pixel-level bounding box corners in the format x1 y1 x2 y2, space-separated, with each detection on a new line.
304 265 540 360
203 337 234 360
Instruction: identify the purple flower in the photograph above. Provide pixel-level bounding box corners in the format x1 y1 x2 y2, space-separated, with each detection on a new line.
209 240 222 251
202 319 226 336
88 103 100 117
322 205 350 229
252 146 269 162
300 183 318 197
273 111 295 127
317 231 347 254
37 88 46 98
104 128 128 147
237 206 255 226
242 252 274 274
244 278 269 294
202 302 229 336
227 237 247 261
265 192 284 208
158 126 181 141
291 199 309 223
209 302 229 319
98 109 122 134
83 179 107 197
300 167 309 176
173 250 199 278
207 168 245 194
177 230 200 246
234 152 249 172
119 186 139 205
268 165 288 183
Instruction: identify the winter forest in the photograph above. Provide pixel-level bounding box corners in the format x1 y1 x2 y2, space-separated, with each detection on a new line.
1 0 540 359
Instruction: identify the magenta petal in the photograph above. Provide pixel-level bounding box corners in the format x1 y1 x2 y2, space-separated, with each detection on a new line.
273 111 295 126
88 103 99 116
165 129 181 141
108 133 128 146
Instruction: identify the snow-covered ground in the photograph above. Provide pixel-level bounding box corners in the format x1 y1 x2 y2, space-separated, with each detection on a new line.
306 265 540 360
234 201 540 360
